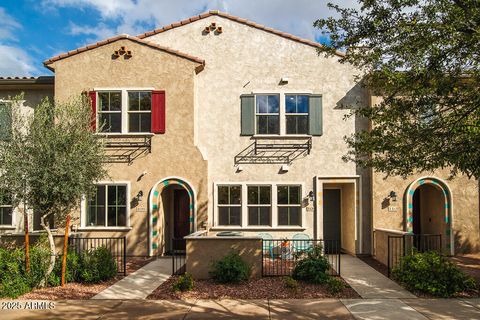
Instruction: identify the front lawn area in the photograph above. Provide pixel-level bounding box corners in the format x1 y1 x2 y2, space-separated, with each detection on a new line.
147 276 359 300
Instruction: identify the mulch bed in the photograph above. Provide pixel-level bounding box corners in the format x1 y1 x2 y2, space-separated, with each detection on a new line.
147 276 360 300
18 256 154 300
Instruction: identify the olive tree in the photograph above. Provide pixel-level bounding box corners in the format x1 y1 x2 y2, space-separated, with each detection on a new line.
0 95 108 285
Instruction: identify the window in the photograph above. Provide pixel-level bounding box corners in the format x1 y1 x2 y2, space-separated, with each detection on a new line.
98 91 122 133
87 184 127 227
128 92 151 132
285 95 309 134
33 210 55 230
247 186 271 226
0 102 12 140
256 95 279 134
217 185 241 226
0 192 12 225
277 185 302 226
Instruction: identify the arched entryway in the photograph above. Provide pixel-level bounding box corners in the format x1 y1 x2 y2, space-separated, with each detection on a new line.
148 177 196 256
405 177 453 255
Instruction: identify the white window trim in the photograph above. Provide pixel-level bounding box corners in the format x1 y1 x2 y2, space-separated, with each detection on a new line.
0 204 14 227
246 185 272 227
79 181 131 230
251 91 313 136
94 87 154 135
213 181 306 230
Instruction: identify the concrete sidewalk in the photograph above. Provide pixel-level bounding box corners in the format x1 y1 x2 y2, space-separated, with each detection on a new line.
1 298 479 320
340 255 416 299
92 257 171 299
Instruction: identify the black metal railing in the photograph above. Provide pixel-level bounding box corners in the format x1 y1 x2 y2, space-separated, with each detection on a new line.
262 239 340 276
69 236 127 275
171 238 186 275
387 234 442 277
235 137 312 164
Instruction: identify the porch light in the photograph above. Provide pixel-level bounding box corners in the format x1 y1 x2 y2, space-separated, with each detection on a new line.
137 190 144 202
389 191 397 202
308 190 314 202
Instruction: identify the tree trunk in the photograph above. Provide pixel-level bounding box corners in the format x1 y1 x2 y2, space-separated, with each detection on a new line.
24 212 30 273
61 215 70 287
39 213 56 288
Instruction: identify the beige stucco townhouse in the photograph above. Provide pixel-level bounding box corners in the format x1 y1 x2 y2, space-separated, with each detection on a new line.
1 11 478 259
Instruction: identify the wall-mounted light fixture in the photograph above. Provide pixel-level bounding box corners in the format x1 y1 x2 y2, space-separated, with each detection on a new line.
388 190 397 202
308 190 314 202
136 190 144 202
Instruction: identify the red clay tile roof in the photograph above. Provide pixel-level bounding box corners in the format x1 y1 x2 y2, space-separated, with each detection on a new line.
137 10 345 57
43 34 205 70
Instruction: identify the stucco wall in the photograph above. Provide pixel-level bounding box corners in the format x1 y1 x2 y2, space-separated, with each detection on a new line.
50 39 208 256
186 237 262 279
146 16 372 253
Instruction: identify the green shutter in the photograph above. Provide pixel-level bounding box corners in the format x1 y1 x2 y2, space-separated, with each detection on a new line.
240 95 255 136
309 95 323 136
0 103 12 140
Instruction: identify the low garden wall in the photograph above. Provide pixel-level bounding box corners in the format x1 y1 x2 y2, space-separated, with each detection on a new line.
185 233 262 279
373 228 409 266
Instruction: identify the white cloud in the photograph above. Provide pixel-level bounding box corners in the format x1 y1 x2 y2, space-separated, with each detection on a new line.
0 7 22 41
43 0 361 42
0 45 40 76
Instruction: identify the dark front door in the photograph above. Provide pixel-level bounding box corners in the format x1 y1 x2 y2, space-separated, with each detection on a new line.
173 189 190 243
412 189 421 234
323 189 341 253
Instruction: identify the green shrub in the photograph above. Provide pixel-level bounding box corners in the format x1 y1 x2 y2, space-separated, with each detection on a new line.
209 252 251 283
49 250 81 286
392 251 476 297
172 273 194 292
0 247 31 298
27 243 51 288
283 276 299 292
326 277 345 294
79 247 117 283
292 244 331 284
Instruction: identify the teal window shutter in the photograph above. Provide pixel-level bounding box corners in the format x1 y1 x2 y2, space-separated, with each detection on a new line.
240 95 255 136
0 103 12 140
309 95 323 136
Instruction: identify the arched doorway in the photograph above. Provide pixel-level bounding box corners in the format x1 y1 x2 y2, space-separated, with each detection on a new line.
405 177 453 255
148 177 196 256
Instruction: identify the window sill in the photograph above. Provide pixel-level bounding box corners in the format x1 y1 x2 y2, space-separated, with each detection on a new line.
77 227 132 232
210 226 306 231
95 133 154 137
252 135 312 139
0 226 15 230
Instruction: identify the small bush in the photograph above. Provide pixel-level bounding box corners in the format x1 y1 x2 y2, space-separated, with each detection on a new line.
292 244 331 284
27 243 51 288
0 247 31 298
283 276 299 292
172 273 194 292
49 250 81 286
209 251 251 283
79 247 117 283
326 277 345 294
392 251 476 297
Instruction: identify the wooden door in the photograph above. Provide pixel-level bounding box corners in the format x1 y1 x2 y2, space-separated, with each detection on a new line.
173 189 190 239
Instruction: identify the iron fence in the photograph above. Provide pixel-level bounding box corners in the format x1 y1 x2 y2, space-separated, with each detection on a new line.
387 234 442 277
171 238 186 275
69 236 127 275
262 239 340 277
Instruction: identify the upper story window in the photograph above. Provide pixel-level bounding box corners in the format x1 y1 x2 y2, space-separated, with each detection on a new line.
217 185 242 226
93 89 164 134
128 92 152 132
87 184 128 227
255 95 279 134
241 93 323 136
285 95 309 134
0 191 13 226
98 92 122 133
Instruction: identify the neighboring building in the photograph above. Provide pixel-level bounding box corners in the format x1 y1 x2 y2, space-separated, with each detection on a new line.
0 11 478 258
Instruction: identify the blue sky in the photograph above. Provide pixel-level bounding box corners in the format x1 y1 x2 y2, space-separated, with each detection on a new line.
0 0 355 76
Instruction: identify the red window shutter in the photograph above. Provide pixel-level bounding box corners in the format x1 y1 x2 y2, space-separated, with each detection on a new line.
88 91 96 131
151 90 165 134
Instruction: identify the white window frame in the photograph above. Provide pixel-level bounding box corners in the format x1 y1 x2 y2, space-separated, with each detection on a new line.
94 87 155 135
285 94 309 135
127 91 153 133
216 184 242 226
277 184 303 226
246 185 272 226
79 181 132 231
0 203 14 227
251 91 313 137
213 182 306 230
254 94 280 135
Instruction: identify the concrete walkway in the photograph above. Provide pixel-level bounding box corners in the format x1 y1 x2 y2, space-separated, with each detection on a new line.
1 298 479 320
340 255 416 299
92 257 171 299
